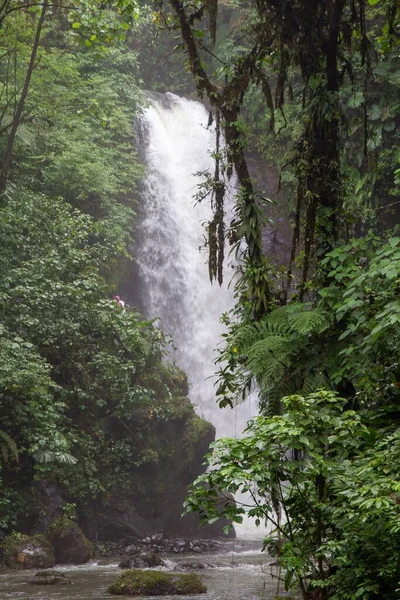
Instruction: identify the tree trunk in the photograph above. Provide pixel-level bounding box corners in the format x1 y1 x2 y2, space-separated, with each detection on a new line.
0 0 48 195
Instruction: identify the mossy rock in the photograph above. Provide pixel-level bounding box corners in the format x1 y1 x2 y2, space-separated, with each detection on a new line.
160 364 189 397
119 552 164 569
108 569 207 596
47 517 94 564
184 416 213 448
29 571 71 585
3 534 55 569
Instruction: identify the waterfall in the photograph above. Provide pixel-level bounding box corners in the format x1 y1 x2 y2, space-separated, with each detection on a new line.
135 93 259 537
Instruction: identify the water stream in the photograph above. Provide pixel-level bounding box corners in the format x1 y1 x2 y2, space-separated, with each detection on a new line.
0 541 284 599
135 92 255 444
134 93 263 540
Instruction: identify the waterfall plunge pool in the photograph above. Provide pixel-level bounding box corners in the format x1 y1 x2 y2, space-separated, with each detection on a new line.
0 540 288 599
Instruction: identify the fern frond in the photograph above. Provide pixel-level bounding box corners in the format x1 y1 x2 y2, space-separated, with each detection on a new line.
234 322 265 351
265 304 300 324
258 352 291 391
0 429 18 462
233 316 292 352
224 303 332 418
260 377 294 416
287 308 330 335
246 336 291 376
15 123 36 148
301 371 330 396
257 318 293 337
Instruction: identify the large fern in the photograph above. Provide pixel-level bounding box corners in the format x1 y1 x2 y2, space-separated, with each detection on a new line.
222 303 332 413
287 304 330 335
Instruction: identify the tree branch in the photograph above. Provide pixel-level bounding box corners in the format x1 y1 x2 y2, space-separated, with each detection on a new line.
0 0 48 194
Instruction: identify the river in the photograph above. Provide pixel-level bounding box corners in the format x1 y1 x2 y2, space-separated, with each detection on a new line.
0 540 289 599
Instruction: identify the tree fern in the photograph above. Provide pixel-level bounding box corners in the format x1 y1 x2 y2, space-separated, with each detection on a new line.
222 303 331 414
287 305 330 335
247 337 291 385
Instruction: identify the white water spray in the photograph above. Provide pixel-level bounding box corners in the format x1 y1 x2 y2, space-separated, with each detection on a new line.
136 93 260 537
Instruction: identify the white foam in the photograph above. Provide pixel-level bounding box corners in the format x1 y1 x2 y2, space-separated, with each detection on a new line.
137 93 261 538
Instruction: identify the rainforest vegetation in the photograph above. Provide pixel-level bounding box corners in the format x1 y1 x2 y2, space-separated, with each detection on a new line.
0 0 208 538
0 0 400 599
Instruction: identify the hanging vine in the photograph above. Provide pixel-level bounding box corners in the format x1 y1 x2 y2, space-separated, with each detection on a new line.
158 0 398 311
208 109 225 285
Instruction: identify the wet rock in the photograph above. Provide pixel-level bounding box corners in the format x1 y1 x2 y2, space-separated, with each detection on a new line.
171 538 187 553
151 532 164 544
29 571 71 585
77 399 233 542
108 569 207 596
95 540 126 557
47 517 94 564
178 561 215 570
122 544 142 555
120 552 164 569
81 496 152 543
3 535 55 569
33 480 64 533
155 538 222 554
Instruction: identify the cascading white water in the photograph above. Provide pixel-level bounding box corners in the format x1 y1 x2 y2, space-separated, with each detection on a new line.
136 93 260 537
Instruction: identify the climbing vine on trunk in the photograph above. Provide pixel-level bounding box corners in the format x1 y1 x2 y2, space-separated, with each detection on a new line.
157 0 398 308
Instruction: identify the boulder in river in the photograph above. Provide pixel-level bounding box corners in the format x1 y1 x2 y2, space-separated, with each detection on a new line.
3 534 55 569
177 560 214 570
29 570 72 585
108 569 207 596
119 552 165 569
47 517 94 564
122 543 142 555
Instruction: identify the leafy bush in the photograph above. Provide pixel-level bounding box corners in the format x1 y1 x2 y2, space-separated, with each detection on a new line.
184 390 400 599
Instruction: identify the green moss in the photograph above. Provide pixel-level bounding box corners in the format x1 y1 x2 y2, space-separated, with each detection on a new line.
184 415 214 456
173 573 207 594
108 569 207 596
47 516 94 564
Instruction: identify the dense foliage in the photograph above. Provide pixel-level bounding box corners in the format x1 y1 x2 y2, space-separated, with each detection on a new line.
185 391 400 599
1 0 400 597
157 0 400 598
0 1 199 532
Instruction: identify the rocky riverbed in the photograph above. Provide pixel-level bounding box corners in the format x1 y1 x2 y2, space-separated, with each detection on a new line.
0 540 289 600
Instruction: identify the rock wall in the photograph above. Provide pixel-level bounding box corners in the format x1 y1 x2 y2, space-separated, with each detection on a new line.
79 397 232 541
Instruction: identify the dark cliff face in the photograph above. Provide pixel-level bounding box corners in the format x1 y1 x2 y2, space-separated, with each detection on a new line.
14 370 233 544
79 398 233 541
